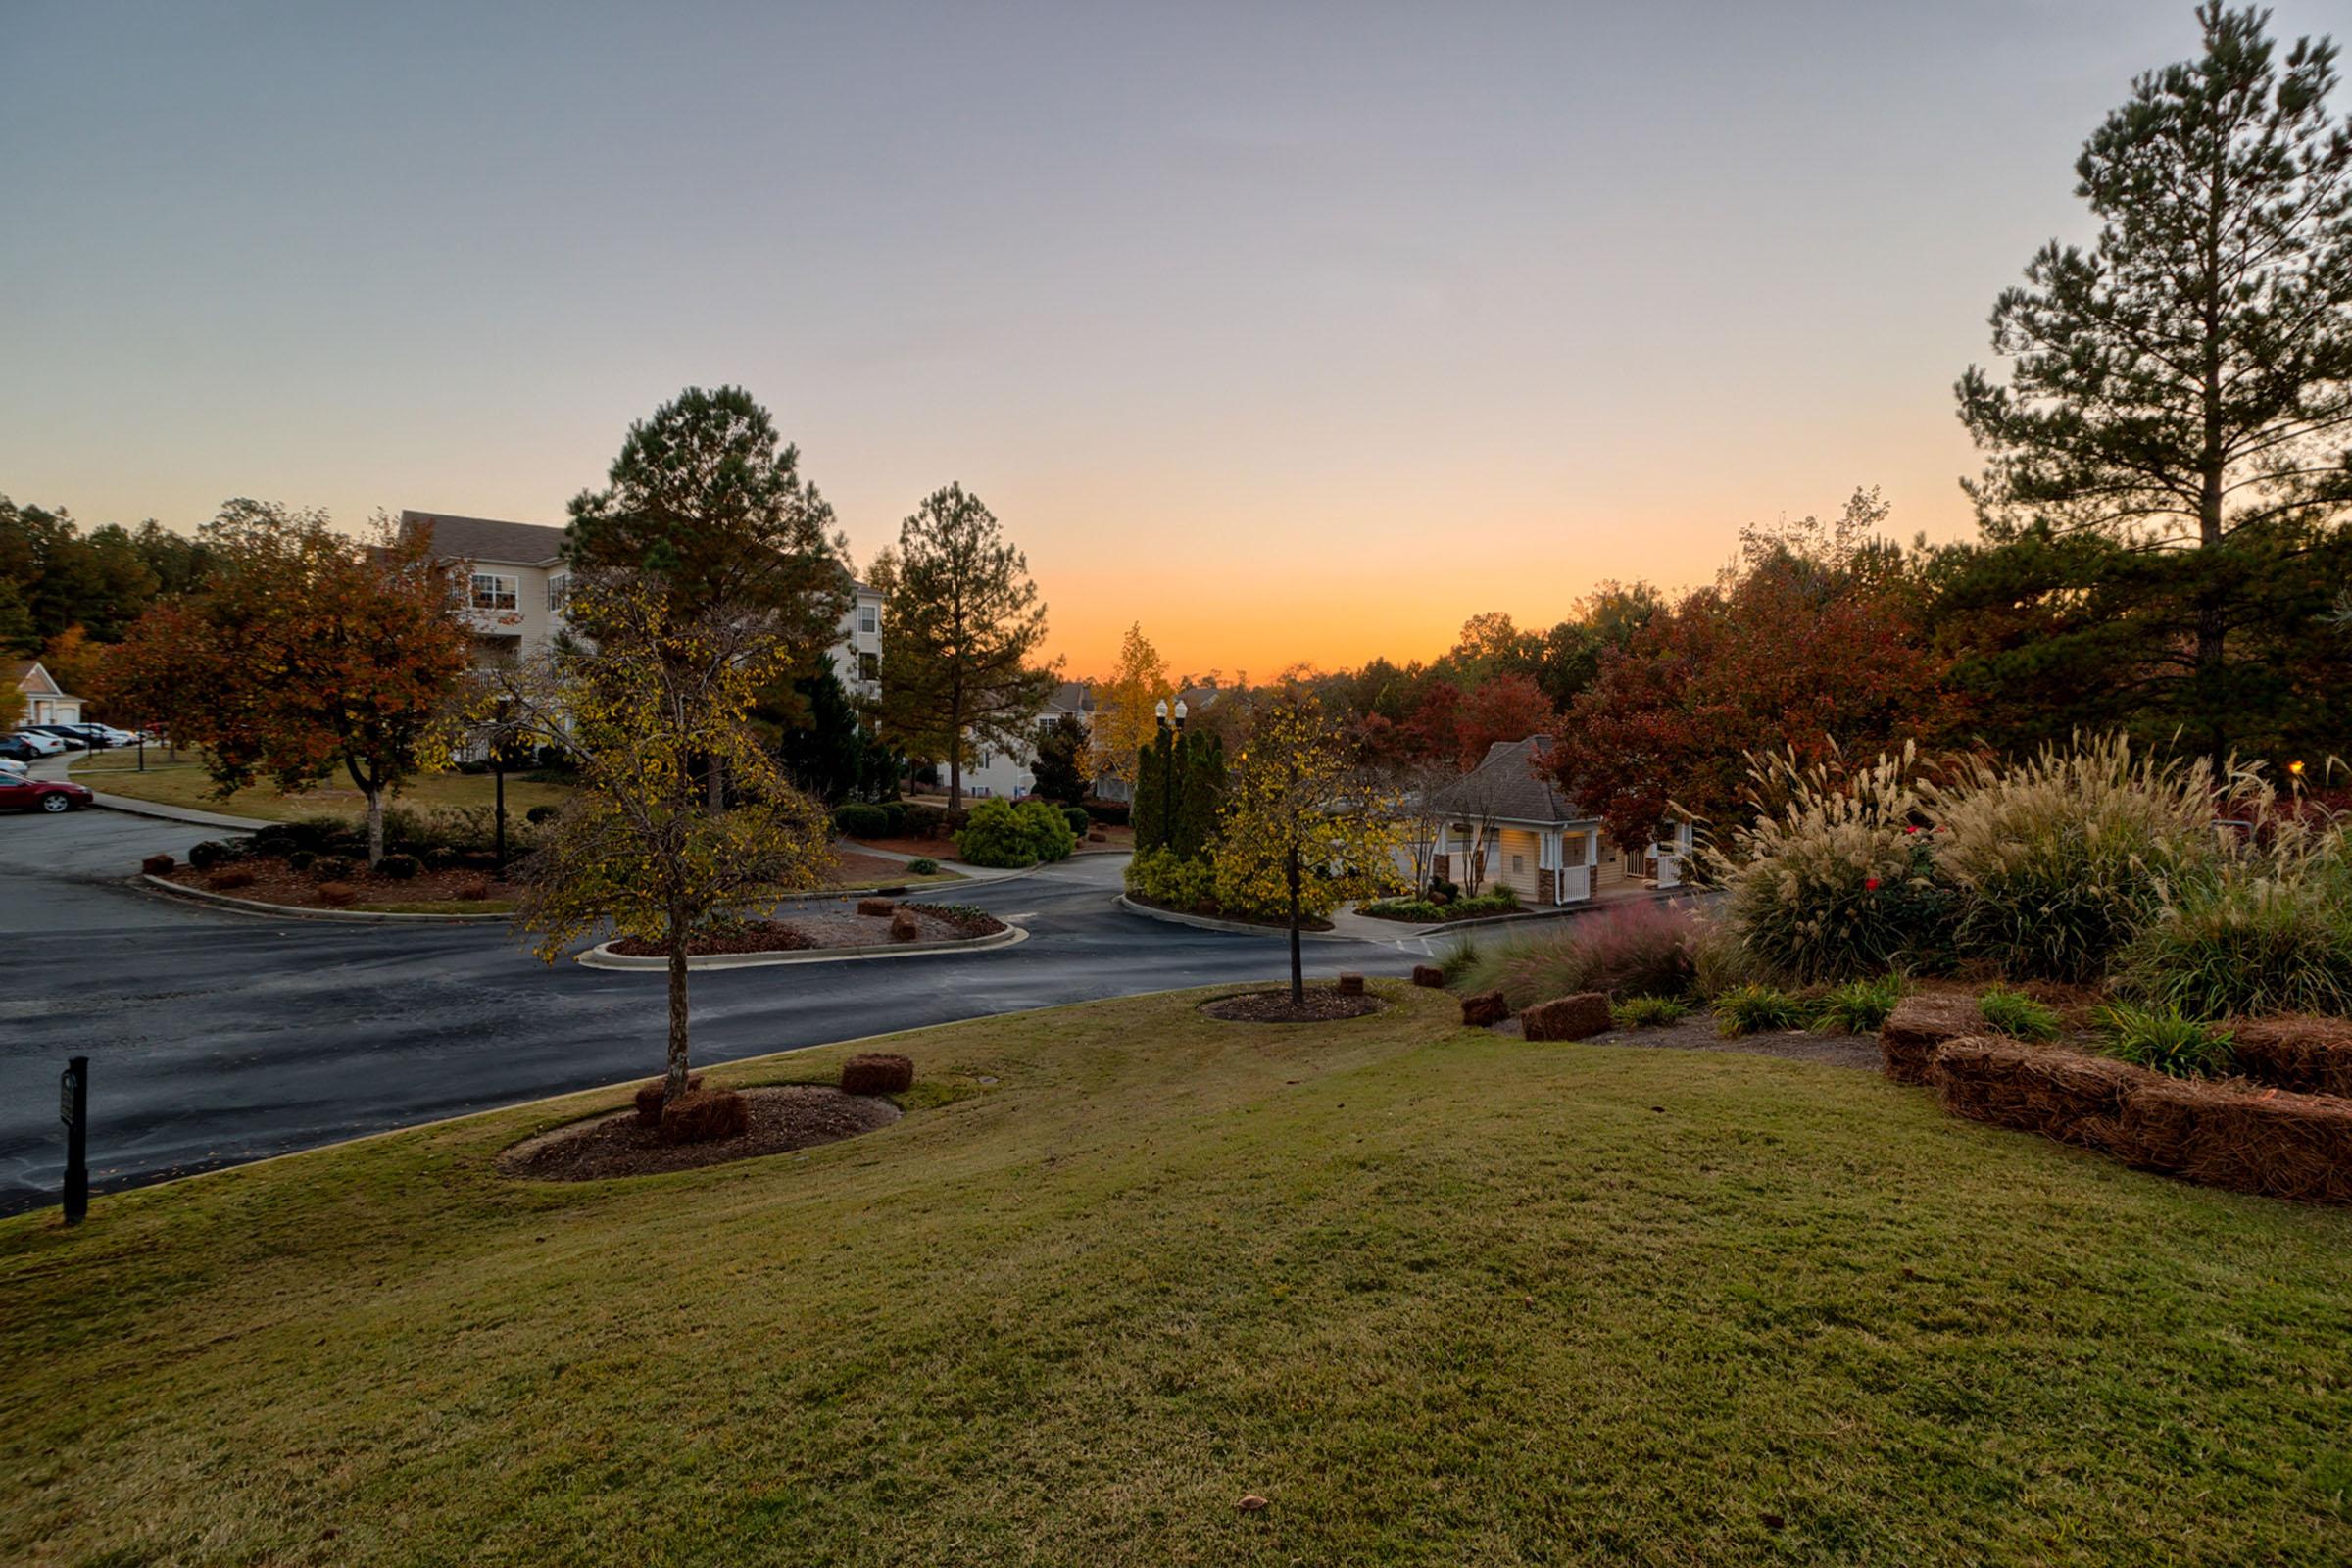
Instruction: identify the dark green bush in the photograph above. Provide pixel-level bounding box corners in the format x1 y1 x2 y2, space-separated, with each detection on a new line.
1611 995 1690 1028
287 850 316 872
834 803 891 839
187 840 233 871
376 854 420 881
1019 799 1076 862
1061 805 1091 838
879 801 909 835
956 799 1042 867
525 804 561 826
2113 862 2352 1020
906 857 940 876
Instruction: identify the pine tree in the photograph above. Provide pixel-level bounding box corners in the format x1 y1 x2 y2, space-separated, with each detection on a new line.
1954 5 2352 758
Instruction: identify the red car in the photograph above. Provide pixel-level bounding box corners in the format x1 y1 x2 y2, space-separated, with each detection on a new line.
0 776 92 814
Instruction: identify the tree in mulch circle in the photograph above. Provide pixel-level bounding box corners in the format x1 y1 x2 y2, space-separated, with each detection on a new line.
499 570 835 1111
1213 687 1401 1005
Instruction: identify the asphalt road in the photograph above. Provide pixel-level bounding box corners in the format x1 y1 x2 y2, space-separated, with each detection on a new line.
0 806 1443 1214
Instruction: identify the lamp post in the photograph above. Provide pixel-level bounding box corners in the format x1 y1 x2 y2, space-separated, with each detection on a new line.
1154 697 1188 851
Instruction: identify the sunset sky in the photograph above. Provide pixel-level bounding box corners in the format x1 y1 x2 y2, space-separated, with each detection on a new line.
3 1 2334 678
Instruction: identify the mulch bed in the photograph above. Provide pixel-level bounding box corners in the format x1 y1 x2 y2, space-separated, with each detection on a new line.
497 1085 903 1182
1490 1011 1881 1070
829 850 933 886
1200 987 1384 1024
609 902 1002 957
165 859 514 909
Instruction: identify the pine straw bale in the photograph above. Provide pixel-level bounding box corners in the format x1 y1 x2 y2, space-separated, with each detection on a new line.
1931 1035 2352 1204
1521 992 1612 1042
2229 1016 2352 1099
1880 992 1989 1084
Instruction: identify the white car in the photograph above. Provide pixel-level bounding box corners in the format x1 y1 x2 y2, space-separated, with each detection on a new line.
0 758 24 777
9 730 67 756
74 724 140 747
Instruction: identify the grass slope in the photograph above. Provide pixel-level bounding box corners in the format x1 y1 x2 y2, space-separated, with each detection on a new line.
4 986 2348 1566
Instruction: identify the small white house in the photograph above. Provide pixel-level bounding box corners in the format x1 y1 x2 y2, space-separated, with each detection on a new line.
9 660 83 726
1421 736 1693 906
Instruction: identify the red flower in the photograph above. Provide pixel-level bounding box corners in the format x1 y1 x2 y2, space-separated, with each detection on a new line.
1904 825 1919 835
1865 876 1882 890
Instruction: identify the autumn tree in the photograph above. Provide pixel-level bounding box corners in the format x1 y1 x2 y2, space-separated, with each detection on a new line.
1452 671 1560 766
1214 688 1401 1004
1954 4 2352 759
875 484 1055 807
502 570 834 1105
1090 621 1170 790
96 504 472 863
1550 494 1954 844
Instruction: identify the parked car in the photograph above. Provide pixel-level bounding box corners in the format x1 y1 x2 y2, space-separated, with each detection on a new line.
68 723 138 747
0 775 91 813
23 725 91 750
9 730 68 756
0 736 40 762
0 758 25 776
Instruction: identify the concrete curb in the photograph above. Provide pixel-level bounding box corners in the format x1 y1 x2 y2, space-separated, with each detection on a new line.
84 788 274 831
576 920 1029 971
1114 893 1349 942
138 872 512 923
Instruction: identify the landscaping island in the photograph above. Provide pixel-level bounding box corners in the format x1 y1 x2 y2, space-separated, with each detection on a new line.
6 984 2349 1565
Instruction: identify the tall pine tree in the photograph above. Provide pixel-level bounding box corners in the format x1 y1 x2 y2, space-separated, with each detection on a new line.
1952 4 2352 760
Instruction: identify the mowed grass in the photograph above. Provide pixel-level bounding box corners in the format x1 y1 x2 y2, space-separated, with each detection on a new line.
69 754 576 824
4 985 2349 1566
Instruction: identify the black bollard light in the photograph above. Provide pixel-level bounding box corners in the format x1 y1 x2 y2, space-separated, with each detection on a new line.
61 1055 88 1225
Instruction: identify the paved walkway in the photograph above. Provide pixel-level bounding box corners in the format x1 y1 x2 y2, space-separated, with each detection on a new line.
46 754 275 830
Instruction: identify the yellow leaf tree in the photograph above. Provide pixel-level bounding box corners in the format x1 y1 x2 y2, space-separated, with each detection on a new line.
1090 620 1169 790
502 569 834 1104
1213 687 1401 1004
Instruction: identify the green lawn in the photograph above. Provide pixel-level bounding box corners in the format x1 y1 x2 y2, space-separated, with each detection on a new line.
5 986 2348 1565
69 753 576 824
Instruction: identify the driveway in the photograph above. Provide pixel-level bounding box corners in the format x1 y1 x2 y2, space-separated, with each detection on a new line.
1 808 1435 1214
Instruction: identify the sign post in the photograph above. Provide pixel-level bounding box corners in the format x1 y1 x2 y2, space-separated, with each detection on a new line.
61 1056 87 1225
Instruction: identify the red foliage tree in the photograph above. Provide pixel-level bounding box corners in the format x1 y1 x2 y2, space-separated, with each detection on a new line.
97 505 472 862
1452 672 1560 766
1550 550 1959 843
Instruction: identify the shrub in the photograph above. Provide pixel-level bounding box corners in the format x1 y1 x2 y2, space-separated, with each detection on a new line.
904 803 953 839
906 857 940 876
841 1053 915 1095
1460 902 1696 1008
315 881 358 906
1925 735 2230 983
311 856 358 882
187 840 233 871
1061 804 1091 839
1711 745 1953 984
660 1088 750 1145
956 799 1042 867
1082 798 1131 826
1812 974 1908 1036
1611 995 1689 1029
2096 1003 2235 1080
1126 846 1217 911
2112 848 2352 1019
1977 986 2062 1043
834 802 890 839
1713 984 1809 1038
525 804 561 826
879 801 909 835
1362 890 1520 923
140 853 174 876
1689 915 1765 1001
286 850 316 872
1019 798 1077 862
206 867 256 891
376 853 420 881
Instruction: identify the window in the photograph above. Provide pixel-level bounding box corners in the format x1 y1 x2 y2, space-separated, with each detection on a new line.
858 652 879 681
470 572 517 611
858 605 878 634
1511 855 1525 875
546 573 569 612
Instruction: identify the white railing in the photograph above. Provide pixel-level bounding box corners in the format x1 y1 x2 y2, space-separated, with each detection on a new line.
1556 863 1592 904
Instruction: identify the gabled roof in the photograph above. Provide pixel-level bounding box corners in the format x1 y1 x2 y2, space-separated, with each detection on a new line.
1048 679 1094 714
399 511 567 566
9 660 66 697
1431 735 1591 826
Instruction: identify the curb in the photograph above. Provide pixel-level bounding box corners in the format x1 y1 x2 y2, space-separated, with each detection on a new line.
138 872 512 923
576 921 1029 970
85 789 274 831
1114 893 1348 942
